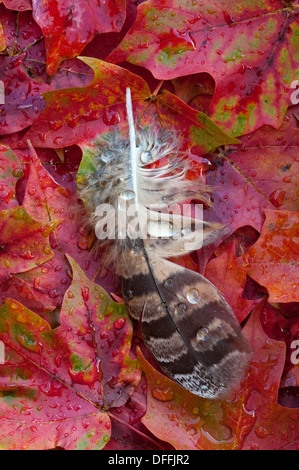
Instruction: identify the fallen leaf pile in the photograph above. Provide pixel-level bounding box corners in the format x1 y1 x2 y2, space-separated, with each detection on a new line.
0 0 298 450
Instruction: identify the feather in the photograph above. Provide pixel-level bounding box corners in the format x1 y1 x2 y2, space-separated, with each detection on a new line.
77 88 251 399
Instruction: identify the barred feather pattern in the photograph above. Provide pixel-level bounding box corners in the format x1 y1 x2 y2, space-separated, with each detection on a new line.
77 88 251 399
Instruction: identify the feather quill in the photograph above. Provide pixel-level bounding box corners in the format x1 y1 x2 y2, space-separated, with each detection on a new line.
77 88 251 399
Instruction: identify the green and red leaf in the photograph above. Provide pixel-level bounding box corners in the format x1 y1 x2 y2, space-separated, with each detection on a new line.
108 0 299 136
0 144 23 210
0 0 298 450
58 255 141 409
0 206 57 281
0 257 140 449
0 298 111 450
24 57 238 155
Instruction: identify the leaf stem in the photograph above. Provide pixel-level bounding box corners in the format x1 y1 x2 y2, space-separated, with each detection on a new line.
108 411 167 450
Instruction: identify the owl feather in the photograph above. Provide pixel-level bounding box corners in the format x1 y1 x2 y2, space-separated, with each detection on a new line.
77 88 251 399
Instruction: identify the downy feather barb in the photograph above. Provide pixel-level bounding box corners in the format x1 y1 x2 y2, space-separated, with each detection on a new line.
77 88 251 399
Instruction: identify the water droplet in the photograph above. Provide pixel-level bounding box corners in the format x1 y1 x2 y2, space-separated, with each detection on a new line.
152 387 175 401
148 220 173 238
189 427 197 436
120 190 135 200
175 303 187 316
12 168 24 178
196 327 210 341
17 333 37 351
124 290 133 300
130 244 140 256
114 318 126 329
20 250 34 259
164 278 173 288
187 288 200 304
81 286 89 302
140 151 152 164
54 355 61 368
48 289 58 298
269 189 286 208
77 237 88 250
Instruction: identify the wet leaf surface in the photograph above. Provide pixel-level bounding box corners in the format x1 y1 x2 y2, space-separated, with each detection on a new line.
0 206 57 281
0 0 298 450
32 0 126 75
0 144 23 209
0 257 140 449
243 209 299 303
0 55 49 135
108 0 299 136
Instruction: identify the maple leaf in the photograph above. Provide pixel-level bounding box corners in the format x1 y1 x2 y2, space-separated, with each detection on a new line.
0 274 55 318
108 0 299 136
0 5 43 56
0 206 58 282
18 143 112 311
23 57 238 153
32 0 127 75
0 0 298 450
60 255 141 409
243 209 299 303
0 0 32 10
0 300 112 450
205 104 299 233
0 144 24 210
204 242 258 323
138 300 299 450
0 256 141 449
0 55 49 135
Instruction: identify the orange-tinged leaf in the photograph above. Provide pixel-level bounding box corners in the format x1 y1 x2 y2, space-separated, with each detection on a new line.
24 57 238 156
0 298 111 450
0 257 141 449
138 348 255 450
205 243 257 323
0 206 57 281
0 20 5 51
243 209 299 303
23 58 151 148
